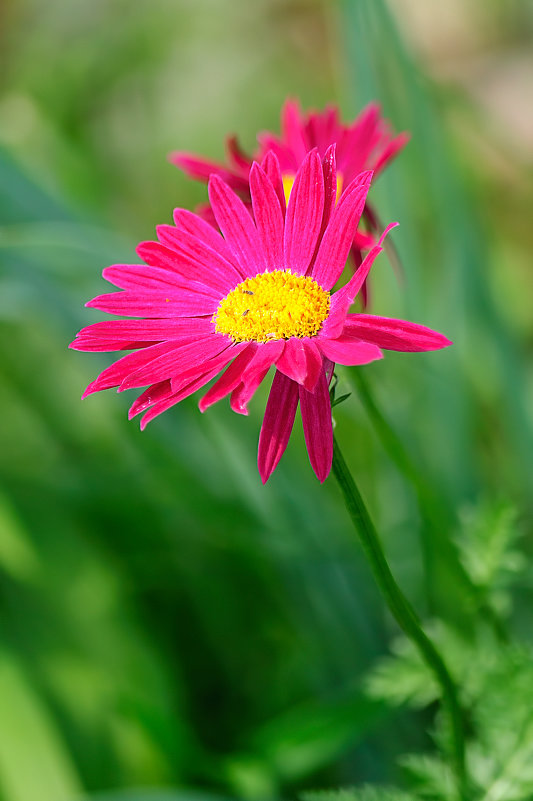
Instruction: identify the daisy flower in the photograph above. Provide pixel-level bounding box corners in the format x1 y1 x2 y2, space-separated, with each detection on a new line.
170 99 409 304
71 148 450 483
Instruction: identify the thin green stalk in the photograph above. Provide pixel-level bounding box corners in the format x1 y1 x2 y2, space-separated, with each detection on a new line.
332 434 467 797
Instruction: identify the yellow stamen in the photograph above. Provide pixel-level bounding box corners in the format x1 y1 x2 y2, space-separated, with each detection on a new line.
282 172 343 206
213 269 330 344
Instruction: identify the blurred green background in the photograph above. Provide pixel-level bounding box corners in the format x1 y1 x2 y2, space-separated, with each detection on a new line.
1 1 533 800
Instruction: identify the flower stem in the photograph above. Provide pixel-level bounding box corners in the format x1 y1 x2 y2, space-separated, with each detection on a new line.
332 434 467 796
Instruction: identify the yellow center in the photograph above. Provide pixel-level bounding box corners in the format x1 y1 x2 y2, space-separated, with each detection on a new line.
213 269 330 343
282 172 344 205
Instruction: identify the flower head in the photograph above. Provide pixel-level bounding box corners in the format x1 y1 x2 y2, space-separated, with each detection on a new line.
71 148 450 483
170 99 409 306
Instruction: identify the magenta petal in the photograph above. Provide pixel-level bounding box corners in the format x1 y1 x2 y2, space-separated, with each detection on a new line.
257 371 299 483
318 334 383 366
281 98 308 163
299 369 333 483
128 380 174 419
208 175 264 277
249 163 284 271
230 340 284 415
172 342 248 391
311 170 373 290
86 290 218 318
344 314 452 352
320 144 337 238
169 151 249 192
275 338 323 392
120 335 230 390
171 208 239 268
71 317 213 345
322 223 398 339
83 342 179 398
284 149 324 275
198 343 258 411
102 264 207 293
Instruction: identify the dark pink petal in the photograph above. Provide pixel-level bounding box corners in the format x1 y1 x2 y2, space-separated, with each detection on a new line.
172 208 239 266
83 342 179 398
257 371 299 483
128 380 174 419
86 290 217 318
249 162 284 271
284 149 324 275
225 136 252 174
198 343 258 411
168 151 249 192
343 315 452 352
299 369 333 483
322 223 398 339
256 134 296 172
230 340 284 415
320 144 337 236
338 103 380 179
208 175 265 277
275 338 323 392
318 334 383 366
120 335 231 390
260 151 286 214
311 170 373 290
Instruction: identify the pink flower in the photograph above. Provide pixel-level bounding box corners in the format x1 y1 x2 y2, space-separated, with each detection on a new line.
71 149 450 483
170 99 409 305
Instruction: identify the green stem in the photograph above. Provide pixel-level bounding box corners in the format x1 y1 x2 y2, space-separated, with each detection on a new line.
332 434 467 797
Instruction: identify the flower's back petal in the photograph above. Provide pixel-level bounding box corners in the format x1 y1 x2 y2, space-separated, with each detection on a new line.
199 343 258 411
257 371 299 483
249 163 284 271
322 223 398 339
318 334 383 366
284 149 324 275
281 98 308 163
311 170 373 290
260 151 286 214
230 340 284 415
275 338 323 392
208 175 264 277
299 369 333 483
169 151 249 192
120 334 231 390
372 132 410 175
344 315 452 352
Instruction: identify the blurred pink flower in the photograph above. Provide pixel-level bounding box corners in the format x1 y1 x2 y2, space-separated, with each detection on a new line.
170 99 409 306
71 149 449 483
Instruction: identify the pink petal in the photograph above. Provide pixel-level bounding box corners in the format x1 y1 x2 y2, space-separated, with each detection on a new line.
83 342 179 398
284 149 324 275
299 369 333 483
171 341 249 391
320 144 337 237
311 170 373 290
225 135 252 174
280 98 308 163
102 264 208 293
128 380 174 419
208 175 264 277
86 290 218 318
71 317 213 347
172 208 240 267
372 132 410 174
249 162 285 271
198 343 258 411
322 223 398 339
343 314 452 352
318 334 383 366
275 338 323 392
140 233 241 292
120 335 230 390
230 340 284 415
260 151 286 214
257 371 299 483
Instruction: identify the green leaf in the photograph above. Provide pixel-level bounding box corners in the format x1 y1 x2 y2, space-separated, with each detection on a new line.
302 787 417 801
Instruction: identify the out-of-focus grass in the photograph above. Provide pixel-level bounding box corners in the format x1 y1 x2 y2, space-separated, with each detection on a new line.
0 1 532 800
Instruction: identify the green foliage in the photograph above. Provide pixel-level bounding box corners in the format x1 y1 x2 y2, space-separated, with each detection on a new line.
303 788 417 801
